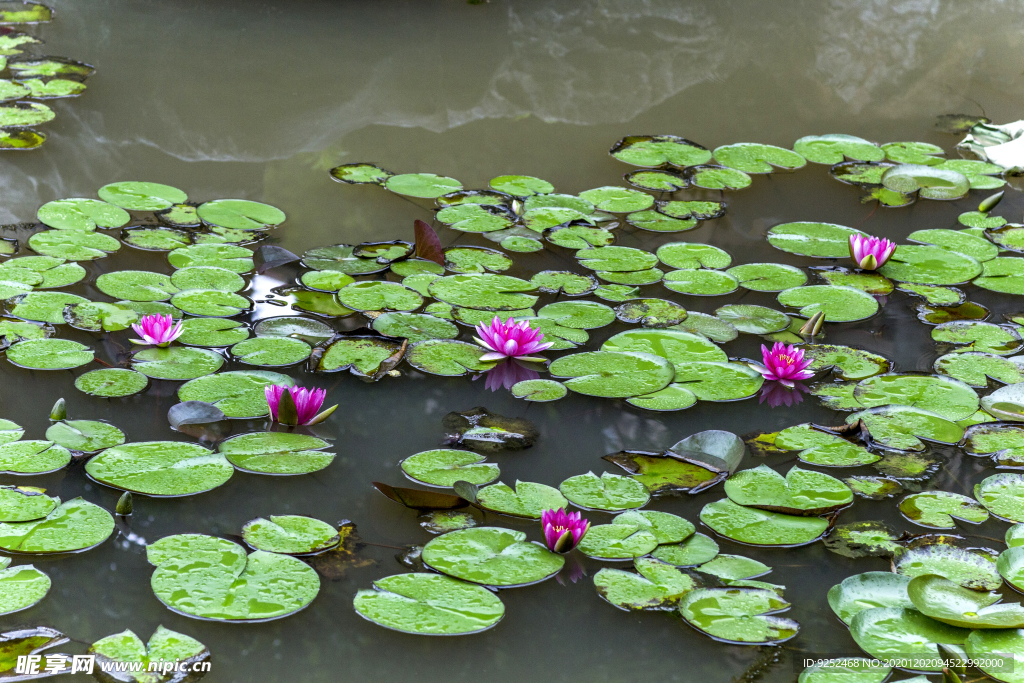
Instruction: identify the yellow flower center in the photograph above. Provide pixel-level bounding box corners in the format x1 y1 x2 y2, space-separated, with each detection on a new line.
777 354 794 366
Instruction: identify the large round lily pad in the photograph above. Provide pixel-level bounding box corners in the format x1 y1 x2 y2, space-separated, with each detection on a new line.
354 573 504 636
74 369 149 398
549 351 674 398
766 222 864 258
131 347 224 380
7 339 92 370
777 285 879 322
680 587 798 645
853 373 979 421
700 499 828 547
908 574 1024 629
879 245 982 285
0 498 113 554
559 471 650 511
421 527 564 587
898 491 988 529
242 515 339 555
401 449 499 488
230 337 311 367
724 465 852 515
827 572 913 625
473 481 567 519
218 432 334 476
36 198 129 231
147 534 319 621
86 442 233 497
850 606 971 672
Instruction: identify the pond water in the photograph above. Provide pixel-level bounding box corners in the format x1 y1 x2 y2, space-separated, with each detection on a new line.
4 1 1024 681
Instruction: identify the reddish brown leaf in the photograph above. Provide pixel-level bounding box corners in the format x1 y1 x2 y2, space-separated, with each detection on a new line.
414 219 444 266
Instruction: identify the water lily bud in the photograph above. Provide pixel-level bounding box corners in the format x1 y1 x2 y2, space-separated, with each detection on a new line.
49 398 66 421
799 311 825 337
116 492 133 516
978 190 1004 214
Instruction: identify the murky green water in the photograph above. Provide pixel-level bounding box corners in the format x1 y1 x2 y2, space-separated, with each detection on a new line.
5 1 1024 681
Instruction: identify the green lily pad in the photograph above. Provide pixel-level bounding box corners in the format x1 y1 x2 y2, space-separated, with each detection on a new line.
975 473 1024 522
86 441 233 497
471 480 567 519
544 224 615 250
935 352 1024 387
965 629 1024 683
883 141 944 165
609 135 712 168
300 245 387 276
549 351 674 398
815 267 893 294
9 56 93 77
657 239 732 269
371 312 457 343
65 301 143 333
982 384 1024 422
603 450 722 494
354 573 503 636
777 285 879 322
689 165 754 190
45 420 124 453
794 134 884 164
996 546 1024 594
401 449 499 488
122 227 190 251
218 432 334 475
612 300 688 329
242 515 339 555
827 572 913 624
170 266 245 293
602 328 724 370
714 143 807 173
578 186 654 213
908 228 998 263
596 267 664 285
420 510 477 534
850 606 970 672
559 471 650 512
802 345 890 380
74 368 149 398
300 270 355 293
850 405 963 452
0 561 49 614
933 321 1023 355
878 245 981 285
594 557 702 611
724 465 852 515
663 269 738 296
898 492 988 529
974 257 1024 295
699 499 828 547
177 370 294 418
651 533 719 567
0 498 113 553
36 198 127 232
429 274 537 311
97 182 187 211
230 337 310 367
170 290 251 317
916 301 989 325
680 587 798 645
822 521 902 557
882 164 970 200
0 487 57 522
715 304 790 334
614 510 694 544
405 339 495 376
436 204 513 233
318 336 402 376
178 318 250 347
195 199 284 232
727 263 807 292
624 170 688 192
253 316 334 344
873 451 940 482
798 659 892 683
88 626 209 682
769 424 879 467
669 312 738 343
385 173 462 198
421 526 563 587
766 222 865 258
576 246 659 272
528 271 597 297
510 379 567 402
7 338 92 370
147 534 319 621
577 522 658 560
168 244 254 273
95 271 178 302
852 373 979 421
488 175 553 196
536 300 614 329
625 210 697 233
131 347 224 380
7 291 87 324
329 163 393 185
593 284 640 302
28 229 121 261
444 247 512 274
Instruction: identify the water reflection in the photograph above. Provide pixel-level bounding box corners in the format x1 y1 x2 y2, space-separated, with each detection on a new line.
474 358 540 392
759 380 810 408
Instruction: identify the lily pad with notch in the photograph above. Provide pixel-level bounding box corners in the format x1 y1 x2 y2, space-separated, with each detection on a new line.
63 302 139 332
802 345 890 380
713 143 806 174
422 526 563 588
699 499 829 547
609 135 712 168
559 471 650 512
401 449 499 488
178 318 250 347
852 373 979 421
0 486 57 522
823 521 903 559
242 515 340 555
827 572 913 624
624 169 688 192
168 244 254 273
850 606 970 673
651 533 719 567
766 222 865 259
511 379 567 402
715 304 790 334
934 352 1024 387
603 450 726 495
45 420 124 454
300 245 387 276
898 492 988 529
549 351 674 398
122 227 190 251
253 316 334 344
428 274 537 311
74 368 149 398
7 338 92 370
882 164 970 200
777 285 879 322
330 163 393 185
471 480 567 519
219 432 335 475
529 271 597 296
0 498 113 554
932 321 1024 356
131 347 224 380
318 336 404 377
88 626 210 683
794 134 884 164
443 246 512 274
879 245 981 285
975 473 1024 523
849 405 963 452
405 339 495 377
680 587 798 645
177 370 295 419
724 465 852 515
577 522 658 561
86 441 233 497
594 557 705 611
354 573 503 636
371 312 458 343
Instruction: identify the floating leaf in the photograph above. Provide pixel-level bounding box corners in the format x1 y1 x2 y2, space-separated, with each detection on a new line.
147 533 319 621
45 420 124 454
594 557 703 610
405 339 495 376
401 449 499 488
974 473 1024 522
899 492 988 529
422 526 563 587
88 626 209 683
852 373 979 421
177 370 295 418
882 164 970 200
624 170 688 192
559 471 650 512
680 587 798 645
603 450 723 495
510 379 567 402
827 572 913 624
609 135 712 168
74 369 148 398
651 533 719 567
178 317 250 347
429 274 537 311
766 222 864 258
794 134 884 164
354 573 503 635
218 432 334 476
330 163 393 185
578 186 653 213
933 321 1023 356
549 351 674 398
699 499 828 547
7 339 92 370
8 290 89 324
577 522 658 560
131 346 224 380
230 337 311 367
242 515 339 555
86 441 233 497
472 480 566 519
0 487 56 522
724 465 852 515
823 521 903 558
0 498 113 553
714 143 806 174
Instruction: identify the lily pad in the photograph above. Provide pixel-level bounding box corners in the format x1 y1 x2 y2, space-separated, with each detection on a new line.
385 173 462 199
850 606 970 672
218 432 334 475
536 300 614 329
300 245 387 276
908 574 1024 629
318 336 403 376
794 134 884 164
766 222 865 259
168 244 254 273
699 499 828 547
682 165 752 190
253 316 334 344
429 274 537 311
850 405 963 452
178 318 250 347
803 345 890 380
882 164 970 200
594 557 702 610
98 182 188 211
74 368 149 398
330 163 393 185
510 379 567 402
577 246 659 273
827 572 913 624
852 373 979 421
908 228 998 263
798 659 892 683
401 449 499 488
714 143 807 174
405 339 495 376
724 465 852 515
932 321 1024 355
577 522 658 560
147 534 319 621
715 304 790 334
651 533 720 567
625 210 697 233
624 170 688 192
965 629 1024 683
680 587 798 645
354 573 503 636
37 198 129 231
559 471 650 511
0 498 112 554
28 230 121 260
777 285 879 322
727 263 807 292
975 474 1024 522
529 271 598 296
242 515 340 555
86 441 233 497
0 487 57 522
815 267 893 295
898 492 988 529
371 312 457 343
935 352 1024 387
444 247 512 274
879 246 981 285
549 351 674 398
45 420 124 453
177 370 295 418
663 269 738 296
472 480 567 519
7 339 92 370
131 347 224 380
230 337 310 367
88 626 209 683
436 203 513 233
95 270 178 302
578 186 653 213
609 135 712 168
421 526 563 587
823 521 903 558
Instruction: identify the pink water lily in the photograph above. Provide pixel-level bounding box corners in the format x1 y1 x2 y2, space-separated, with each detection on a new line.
849 234 896 270
542 508 590 553
753 342 814 388
474 315 553 362
265 385 337 426
130 314 183 347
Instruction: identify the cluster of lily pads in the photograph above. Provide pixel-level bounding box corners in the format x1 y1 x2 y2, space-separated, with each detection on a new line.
0 2 94 151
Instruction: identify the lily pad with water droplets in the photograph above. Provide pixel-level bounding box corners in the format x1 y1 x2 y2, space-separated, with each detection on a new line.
37 198 129 231
794 135 884 164
74 369 149 398
170 290 251 318
715 304 790 334
624 170 688 192
603 450 723 494
662 269 738 296
510 379 567 402
878 245 982 285
724 465 852 515
559 471 650 512
625 210 697 233
195 200 284 232
28 230 121 261
318 336 403 377
436 203 514 233
798 659 893 683
0 439 69 475
384 173 462 199
576 246 659 273
471 480 567 519
655 242 730 271
933 321 1024 356
230 337 311 367
63 301 140 333
700 499 828 547
0 498 113 554
300 245 386 276
898 491 988 529
401 449 499 488
405 339 495 377
444 247 512 274
727 263 807 292
529 271 597 296
422 526 563 588
823 521 902 558
544 224 615 250
429 274 537 311
802 345 890 380
218 432 334 476
329 163 393 185
122 227 190 251
669 312 738 343
177 370 294 419
131 347 223 380
242 515 339 555
609 135 712 168
651 533 719 567
0 487 57 522
88 626 209 683
371 312 458 343
714 143 806 174
882 164 970 200
147 533 319 621
766 222 865 259
596 267 664 286
935 352 1024 387
86 441 233 497
975 473 1024 522
815 267 893 295
852 373 979 421
354 573 503 636
7 290 88 324
908 228 998 263
680 587 798 645
97 182 188 211
849 405 963 452
536 300 615 330
578 186 653 213
614 299 688 328
770 424 879 467
549 351 674 398
178 318 250 347
827 572 913 625
594 557 703 611
850 607 970 672
96 271 178 302
45 420 124 454
577 522 658 560
7 338 92 370
777 285 879 322
253 316 334 344
965 629 1024 683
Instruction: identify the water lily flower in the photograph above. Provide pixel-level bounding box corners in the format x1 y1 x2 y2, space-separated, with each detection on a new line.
542 508 590 553
475 358 540 392
849 234 896 270
474 315 553 362
130 314 183 347
759 381 809 408
753 342 814 388
265 385 337 426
